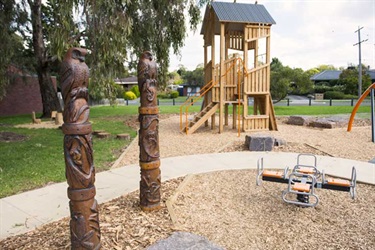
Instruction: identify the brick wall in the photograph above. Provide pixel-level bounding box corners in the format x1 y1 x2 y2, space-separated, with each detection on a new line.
0 75 57 117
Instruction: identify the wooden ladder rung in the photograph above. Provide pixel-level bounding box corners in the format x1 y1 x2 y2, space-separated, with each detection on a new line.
327 178 351 187
263 170 284 179
292 183 311 192
296 167 314 174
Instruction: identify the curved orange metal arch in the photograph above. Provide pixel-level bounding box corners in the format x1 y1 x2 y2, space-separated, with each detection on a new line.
347 82 375 132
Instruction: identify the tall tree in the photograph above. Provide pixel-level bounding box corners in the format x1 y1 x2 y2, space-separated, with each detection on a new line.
270 57 313 102
0 0 28 100
338 66 371 96
270 58 289 102
126 0 206 89
6 0 209 116
27 0 62 117
177 64 204 87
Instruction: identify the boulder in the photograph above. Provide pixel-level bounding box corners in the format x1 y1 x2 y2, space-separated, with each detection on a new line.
245 134 274 151
309 119 336 129
286 116 313 126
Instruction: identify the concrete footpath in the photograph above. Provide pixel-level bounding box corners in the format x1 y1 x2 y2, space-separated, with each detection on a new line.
1 151 374 240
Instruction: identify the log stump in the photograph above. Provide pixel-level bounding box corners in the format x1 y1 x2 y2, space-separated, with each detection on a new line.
96 132 111 139
55 113 63 125
116 133 130 140
93 130 106 135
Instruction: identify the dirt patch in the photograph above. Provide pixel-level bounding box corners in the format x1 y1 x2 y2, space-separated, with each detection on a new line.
169 170 375 250
15 121 61 129
1 115 375 249
0 178 183 250
0 132 28 142
115 115 375 167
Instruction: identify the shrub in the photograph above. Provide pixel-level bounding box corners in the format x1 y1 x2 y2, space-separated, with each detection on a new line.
157 92 169 99
314 85 344 94
114 84 125 98
170 90 179 98
344 94 357 99
130 85 140 97
324 91 345 99
124 91 137 100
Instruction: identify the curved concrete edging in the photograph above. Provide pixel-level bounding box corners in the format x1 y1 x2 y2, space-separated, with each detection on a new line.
1 152 374 240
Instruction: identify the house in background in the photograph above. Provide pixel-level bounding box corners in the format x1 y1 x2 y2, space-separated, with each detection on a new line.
181 83 201 97
0 65 57 117
310 70 342 85
114 76 137 91
311 69 375 85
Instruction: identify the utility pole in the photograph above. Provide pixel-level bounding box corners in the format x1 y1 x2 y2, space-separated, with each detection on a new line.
353 26 368 98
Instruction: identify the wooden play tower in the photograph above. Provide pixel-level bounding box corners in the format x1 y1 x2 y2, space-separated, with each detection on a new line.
180 1 277 135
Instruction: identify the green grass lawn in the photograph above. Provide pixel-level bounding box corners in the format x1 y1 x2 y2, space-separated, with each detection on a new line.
0 109 136 198
0 104 371 198
274 106 371 116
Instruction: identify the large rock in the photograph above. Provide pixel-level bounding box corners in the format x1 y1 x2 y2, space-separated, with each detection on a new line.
245 134 274 151
309 119 336 129
286 116 313 126
308 117 348 129
146 232 225 250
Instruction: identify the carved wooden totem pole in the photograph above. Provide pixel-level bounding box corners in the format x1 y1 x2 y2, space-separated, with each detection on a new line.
61 48 101 249
137 51 161 211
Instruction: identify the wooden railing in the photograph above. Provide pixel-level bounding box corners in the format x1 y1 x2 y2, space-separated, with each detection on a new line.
180 57 272 134
244 64 270 94
180 58 243 133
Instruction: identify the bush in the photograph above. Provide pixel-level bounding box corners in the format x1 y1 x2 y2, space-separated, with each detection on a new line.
170 90 179 98
124 91 137 100
157 92 169 99
157 90 180 99
314 85 344 93
324 91 345 99
130 85 140 97
114 84 125 98
344 94 357 99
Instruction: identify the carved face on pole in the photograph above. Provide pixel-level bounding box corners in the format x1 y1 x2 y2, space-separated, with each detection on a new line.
61 47 101 249
137 51 161 211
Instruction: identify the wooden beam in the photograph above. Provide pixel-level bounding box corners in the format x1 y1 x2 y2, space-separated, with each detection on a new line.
225 104 229 126
219 22 225 133
233 104 237 129
243 27 249 132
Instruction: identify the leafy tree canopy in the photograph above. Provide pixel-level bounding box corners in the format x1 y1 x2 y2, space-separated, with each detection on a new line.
0 0 29 99
270 58 313 102
338 65 371 96
2 0 211 113
177 64 204 87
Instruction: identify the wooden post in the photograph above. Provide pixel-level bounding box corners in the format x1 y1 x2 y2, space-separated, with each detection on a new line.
243 27 249 129
204 44 209 127
233 104 237 129
266 28 271 91
219 22 225 133
225 104 229 126
61 48 101 249
137 51 161 211
211 9 216 128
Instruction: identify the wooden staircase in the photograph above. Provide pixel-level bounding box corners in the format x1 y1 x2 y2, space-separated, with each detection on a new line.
182 102 219 135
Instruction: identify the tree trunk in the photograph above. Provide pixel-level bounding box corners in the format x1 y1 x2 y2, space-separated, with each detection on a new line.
29 0 61 118
37 69 62 117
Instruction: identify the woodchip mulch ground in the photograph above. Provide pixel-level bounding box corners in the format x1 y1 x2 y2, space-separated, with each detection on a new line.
1 115 375 249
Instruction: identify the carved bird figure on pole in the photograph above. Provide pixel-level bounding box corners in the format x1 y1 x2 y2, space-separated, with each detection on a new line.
60 48 90 123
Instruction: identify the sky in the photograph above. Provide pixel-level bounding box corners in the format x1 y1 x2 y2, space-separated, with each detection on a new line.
169 0 375 72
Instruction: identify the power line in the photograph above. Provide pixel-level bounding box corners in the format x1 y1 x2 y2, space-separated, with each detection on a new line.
353 26 368 98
